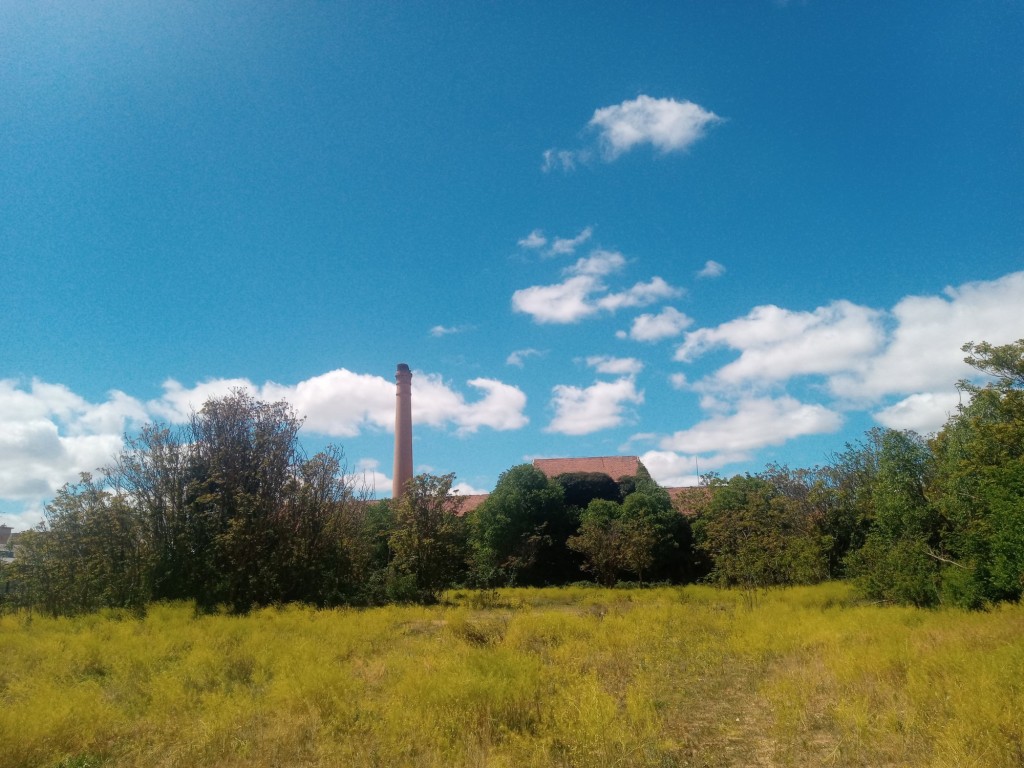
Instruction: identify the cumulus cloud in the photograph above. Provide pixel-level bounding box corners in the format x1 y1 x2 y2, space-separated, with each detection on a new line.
506 348 543 368
586 356 644 376
697 260 726 278
160 369 529 438
569 250 626 277
829 271 1024 403
414 375 529 434
549 227 593 256
590 95 722 160
546 377 644 435
518 229 547 249
262 370 395 436
512 249 679 324
543 95 720 170
0 380 150 530
671 274 1024 444
618 306 693 342
658 396 843 455
596 277 680 312
873 392 963 434
511 276 603 324
639 448 749 489
452 481 490 496
353 458 391 497
675 300 885 386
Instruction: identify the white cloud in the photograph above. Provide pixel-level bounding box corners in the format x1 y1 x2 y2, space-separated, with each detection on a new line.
542 95 720 170
640 448 749 488
568 249 626 277
518 229 547 249
596 277 681 312
697 260 726 278
506 348 543 368
541 148 582 173
452 481 490 496
658 396 843 455
589 95 721 160
0 380 150 531
512 249 679 324
414 375 529 434
511 275 603 324
618 306 693 342
549 227 593 255
164 369 530 438
262 370 394 437
873 392 962 434
667 272 1024 448
546 377 644 435
669 373 688 390
586 356 644 376
675 300 885 386
353 458 391 498
148 377 254 423
429 324 471 337
830 271 1024 402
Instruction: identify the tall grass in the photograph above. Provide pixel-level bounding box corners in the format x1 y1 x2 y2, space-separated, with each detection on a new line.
2 584 1021 767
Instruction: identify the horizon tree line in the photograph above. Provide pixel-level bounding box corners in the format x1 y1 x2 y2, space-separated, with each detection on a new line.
1 339 1021 615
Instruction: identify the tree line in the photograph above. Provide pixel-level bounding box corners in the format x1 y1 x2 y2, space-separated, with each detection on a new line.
1 339 1021 615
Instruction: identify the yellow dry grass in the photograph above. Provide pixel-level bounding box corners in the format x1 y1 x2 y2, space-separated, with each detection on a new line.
1 584 1022 767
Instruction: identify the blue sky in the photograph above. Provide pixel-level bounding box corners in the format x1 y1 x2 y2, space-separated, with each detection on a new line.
2 2 1022 531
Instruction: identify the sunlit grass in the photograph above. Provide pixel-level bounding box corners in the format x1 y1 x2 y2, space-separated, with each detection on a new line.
2 584 1022 767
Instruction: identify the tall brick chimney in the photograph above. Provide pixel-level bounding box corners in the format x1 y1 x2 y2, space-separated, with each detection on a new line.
392 363 413 499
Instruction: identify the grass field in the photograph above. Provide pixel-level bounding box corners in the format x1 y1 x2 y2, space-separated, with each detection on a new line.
2 583 1022 767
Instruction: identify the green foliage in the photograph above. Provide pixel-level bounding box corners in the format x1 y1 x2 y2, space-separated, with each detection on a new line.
846 533 939 607
694 474 830 589
566 499 622 586
959 338 1024 393
388 473 467 602
9 390 375 615
568 479 686 585
553 472 620 509
816 429 888 576
928 339 1024 606
843 429 941 606
467 464 569 587
8 475 151 616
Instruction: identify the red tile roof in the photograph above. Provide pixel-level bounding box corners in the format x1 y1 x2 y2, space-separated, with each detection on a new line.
666 486 712 517
532 456 644 481
454 493 490 515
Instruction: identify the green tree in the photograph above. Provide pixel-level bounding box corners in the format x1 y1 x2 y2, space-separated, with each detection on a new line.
929 339 1024 606
467 464 568 586
10 474 151 615
275 446 374 606
554 472 621 510
814 431 889 577
15 390 374 616
694 474 830 590
845 429 940 606
388 473 467 602
567 499 622 586
619 479 681 582
567 479 686 585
